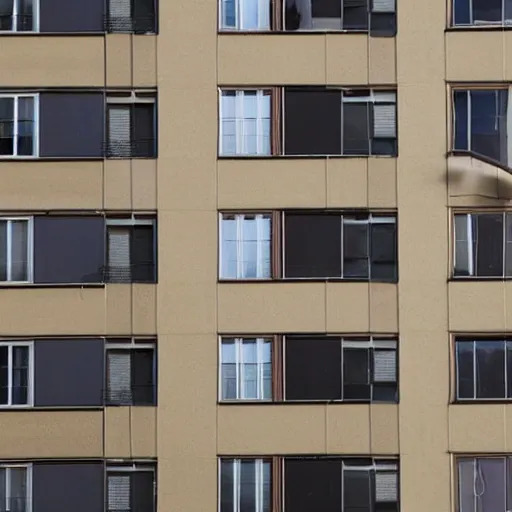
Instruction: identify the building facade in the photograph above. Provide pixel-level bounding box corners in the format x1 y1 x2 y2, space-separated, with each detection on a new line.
0 0 510 511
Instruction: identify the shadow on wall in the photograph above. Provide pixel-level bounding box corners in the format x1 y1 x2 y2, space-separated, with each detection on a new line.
447 152 512 202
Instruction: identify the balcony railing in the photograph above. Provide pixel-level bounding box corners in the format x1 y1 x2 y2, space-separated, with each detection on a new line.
104 15 156 34
104 385 156 406
105 139 156 159
101 262 156 284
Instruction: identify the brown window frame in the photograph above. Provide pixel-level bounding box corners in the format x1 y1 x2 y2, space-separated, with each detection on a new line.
218 456 400 512
218 335 398 403
218 209 398 283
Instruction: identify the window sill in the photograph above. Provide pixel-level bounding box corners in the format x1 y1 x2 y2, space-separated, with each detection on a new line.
218 29 369 35
0 405 105 411
0 156 105 162
450 276 512 282
218 278 398 284
218 400 399 405
0 282 105 289
452 400 512 404
446 25 512 32
218 154 397 160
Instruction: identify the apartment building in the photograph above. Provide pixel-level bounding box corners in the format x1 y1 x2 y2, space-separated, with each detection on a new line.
0 0 509 511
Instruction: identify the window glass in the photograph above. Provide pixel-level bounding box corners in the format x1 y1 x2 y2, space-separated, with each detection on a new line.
221 340 237 400
343 468 371 511
343 103 370 155
262 461 271 512
11 346 28 405
221 217 237 279
0 222 7 282
11 220 28 282
222 0 236 27
240 460 257 511
475 340 505 399
473 0 502 23
475 213 504 277
220 461 234 512
0 347 7 405
262 340 272 400
458 460 476 512
0 0 13 30
456 341 475 399
17 97 33 155
477 458 506 511
343 348 371 400
242 339 258 398
343 219 369 278
0 97 14 156
505 214 512 277
370 221 396 281
453 91 468 150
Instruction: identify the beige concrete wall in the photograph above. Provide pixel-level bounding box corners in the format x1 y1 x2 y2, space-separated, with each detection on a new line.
218 404 399 455
218 157 397 208
218 34 396 85
397 0 450 510
0 409 157 459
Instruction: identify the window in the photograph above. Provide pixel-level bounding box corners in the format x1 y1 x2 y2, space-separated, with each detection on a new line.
220 214 271 280
285 0 396 35
284 88 397 156
219 335 397 403
106 0 156 33
285 458 398 512
106 340 156 406
0 343 32 407
0 465 31 512
453 89 509 166
285 336 397 402
0 0 36 31
453 212 512 278
455 337 512 400
453 0 512 26
106 93 156 158
284 212 397 281
457 457 512 511
219 0 270 29
220 459 271 512
220 338 272 400
105 217 156 283
0 218 32 283
0 95 37 158
107 464 155 512
219 90 271 156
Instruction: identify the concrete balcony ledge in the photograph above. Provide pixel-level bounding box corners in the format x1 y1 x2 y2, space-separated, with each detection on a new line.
447 150 512 202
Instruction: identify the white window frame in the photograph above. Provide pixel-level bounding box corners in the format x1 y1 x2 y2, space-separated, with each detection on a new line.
0 0 39 33
0 341 34 408
218 459 268 512
218 89 271 157
218 0 270 30
0 464 32 512
219 213 272 280
0 94 39 158
0 217 34 284
218 337 272 401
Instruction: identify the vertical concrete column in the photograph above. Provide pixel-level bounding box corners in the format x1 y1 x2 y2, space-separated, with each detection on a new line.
157 0 219 510
396 1 451 510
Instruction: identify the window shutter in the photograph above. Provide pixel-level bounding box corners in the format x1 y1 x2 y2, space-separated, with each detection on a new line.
107 352 132 404
108 0 133 31
372 0 395 12
373 104 396 138
108 228 131 282
375 472 398 502
374 350 396 382
108 107 131 157
108 475 131 511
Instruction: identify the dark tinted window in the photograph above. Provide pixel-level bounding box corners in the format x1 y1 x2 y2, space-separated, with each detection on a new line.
284 88 342 155
284 213 342 278
285 337 342 400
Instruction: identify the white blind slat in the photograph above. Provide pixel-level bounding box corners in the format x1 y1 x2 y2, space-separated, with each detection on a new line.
108 352 132 397
374 350 396 382
108 229 131 268
372 0 395 13
373 104 396 138
109 0 131 19
375 472 398 502
108 475 131 511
